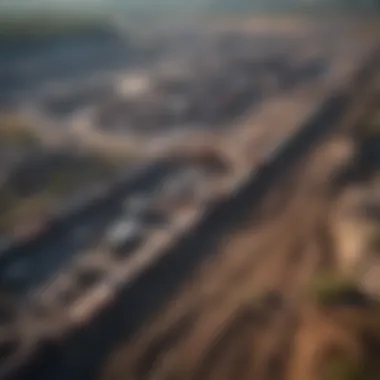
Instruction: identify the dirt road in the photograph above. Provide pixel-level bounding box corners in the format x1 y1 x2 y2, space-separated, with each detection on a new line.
101 125 346 380
100 64 380 380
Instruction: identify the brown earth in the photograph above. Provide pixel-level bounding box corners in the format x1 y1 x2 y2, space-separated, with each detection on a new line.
100 127 344 380
100 69 380 380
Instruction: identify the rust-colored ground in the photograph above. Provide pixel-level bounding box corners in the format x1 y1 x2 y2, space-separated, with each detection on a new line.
99 43 380 380
100 127 343 380
99 67 380 380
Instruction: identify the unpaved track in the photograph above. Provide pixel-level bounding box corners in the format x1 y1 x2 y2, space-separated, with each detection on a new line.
102 132 339 380
101 59 380 380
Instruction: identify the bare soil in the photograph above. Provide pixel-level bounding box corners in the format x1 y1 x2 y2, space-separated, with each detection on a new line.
100 132 343 380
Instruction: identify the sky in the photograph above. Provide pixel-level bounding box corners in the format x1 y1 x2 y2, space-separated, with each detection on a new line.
1 0 377 15
0 0 215 16
0 0 111 13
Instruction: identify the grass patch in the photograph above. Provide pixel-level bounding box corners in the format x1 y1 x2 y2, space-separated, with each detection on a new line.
0 149 124 235
0 114 132 236
0 115 40 149
324 357 375 380
0 193 55 233
361 111 380 139
0 13 113 39
368 228 380 255
309 275 368 308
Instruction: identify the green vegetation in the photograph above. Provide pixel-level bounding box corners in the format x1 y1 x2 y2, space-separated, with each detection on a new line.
0 115 40 149
0 149 125 236
45 155 117 196
0 113 135 236
309 274 367 308
368 228 380 255
0 13 114 39
325 357 375 380
0 193 55 233
361 111 380 139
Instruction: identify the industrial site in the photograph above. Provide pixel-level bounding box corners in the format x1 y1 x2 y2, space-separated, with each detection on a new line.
0 12 380 380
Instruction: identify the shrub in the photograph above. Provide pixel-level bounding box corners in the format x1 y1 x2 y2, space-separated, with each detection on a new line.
368 228 380 254
309 275 368 308
325 357 374 380
0 115 40 148
361 111 380 139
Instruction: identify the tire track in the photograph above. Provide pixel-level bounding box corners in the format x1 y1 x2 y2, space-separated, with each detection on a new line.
251 233 324 380
128 166 310 379
158 197 324 379
243 167 336 380
103 195 323 380
108 163 304 379
101 60 380 380
244 76 380 377
103 138 334 380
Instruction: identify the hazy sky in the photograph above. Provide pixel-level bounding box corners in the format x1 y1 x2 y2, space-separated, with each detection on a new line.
0 0 112 12
2 0 376 14
0 0 209 10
